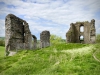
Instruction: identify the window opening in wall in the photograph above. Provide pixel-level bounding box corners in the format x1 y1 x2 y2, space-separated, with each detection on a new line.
80 26 84 32
80 35 84 43
24 33 25 36
23 22 24 25
32 37 34 44
23 33 25 43
80 36 84 40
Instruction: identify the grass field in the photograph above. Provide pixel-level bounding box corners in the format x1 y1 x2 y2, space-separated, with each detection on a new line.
0 46 5 57
0 43 100 75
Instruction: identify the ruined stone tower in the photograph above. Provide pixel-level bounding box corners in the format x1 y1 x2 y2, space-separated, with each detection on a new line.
66 19 96 44
40 30 50 48
5 14 36 55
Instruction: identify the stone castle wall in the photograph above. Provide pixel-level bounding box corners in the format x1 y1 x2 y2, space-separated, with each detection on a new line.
5 14 36 55
66 19 96 44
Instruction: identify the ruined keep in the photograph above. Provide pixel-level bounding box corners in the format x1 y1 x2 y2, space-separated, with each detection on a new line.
5 14 37 55
66 19 96 44
40 30 50 48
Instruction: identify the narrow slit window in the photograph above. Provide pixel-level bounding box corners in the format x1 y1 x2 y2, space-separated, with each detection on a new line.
23 22 24 25
23 33 25 43
24 33 25 36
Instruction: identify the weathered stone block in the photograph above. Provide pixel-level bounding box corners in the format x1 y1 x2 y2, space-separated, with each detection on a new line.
40 30 50 48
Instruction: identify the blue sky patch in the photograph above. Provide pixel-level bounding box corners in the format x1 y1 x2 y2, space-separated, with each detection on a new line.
7 5 15 8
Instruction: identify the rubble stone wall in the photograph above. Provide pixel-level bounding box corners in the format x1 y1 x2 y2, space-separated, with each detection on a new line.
5 14 34 55
66 19 96 44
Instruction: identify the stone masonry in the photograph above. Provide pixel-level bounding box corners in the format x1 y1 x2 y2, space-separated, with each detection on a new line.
40 30 50 48
32 35 37 49
5 14 36 55
66 19 96 44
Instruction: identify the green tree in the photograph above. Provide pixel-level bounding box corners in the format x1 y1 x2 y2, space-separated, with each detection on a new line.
96 34 100 43
50 34 62 45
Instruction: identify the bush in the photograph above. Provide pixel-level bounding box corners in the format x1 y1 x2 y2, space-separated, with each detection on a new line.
0 40 5 46
50 34 63 45
96 34 100 43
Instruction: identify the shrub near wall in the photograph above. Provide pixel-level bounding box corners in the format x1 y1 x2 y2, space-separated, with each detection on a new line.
50 34 62 45
0 40 5 46
96 34 100 43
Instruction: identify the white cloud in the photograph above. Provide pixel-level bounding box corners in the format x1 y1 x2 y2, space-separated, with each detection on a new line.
0 0 100 39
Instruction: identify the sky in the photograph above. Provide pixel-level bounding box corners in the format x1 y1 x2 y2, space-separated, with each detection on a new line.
0 0 100 39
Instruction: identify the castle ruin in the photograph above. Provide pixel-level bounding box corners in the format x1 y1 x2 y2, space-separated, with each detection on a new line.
5 14 37 55
66 19 96 44
5 14 96 55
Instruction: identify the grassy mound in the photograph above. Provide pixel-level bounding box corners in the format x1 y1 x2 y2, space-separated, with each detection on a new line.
0 43 100 75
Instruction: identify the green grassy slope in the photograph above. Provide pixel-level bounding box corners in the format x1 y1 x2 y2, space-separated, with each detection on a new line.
0 43 100 75
0 46 5 57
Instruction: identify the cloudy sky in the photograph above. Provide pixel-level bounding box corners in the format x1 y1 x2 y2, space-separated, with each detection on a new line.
0 0 100 39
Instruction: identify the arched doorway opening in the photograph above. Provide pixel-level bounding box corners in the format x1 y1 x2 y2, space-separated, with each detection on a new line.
80 35 84 43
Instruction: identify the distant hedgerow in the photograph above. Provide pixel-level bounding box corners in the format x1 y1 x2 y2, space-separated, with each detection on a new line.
0 40 5 46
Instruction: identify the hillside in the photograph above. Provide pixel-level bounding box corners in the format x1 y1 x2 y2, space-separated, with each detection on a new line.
0 43 100 75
